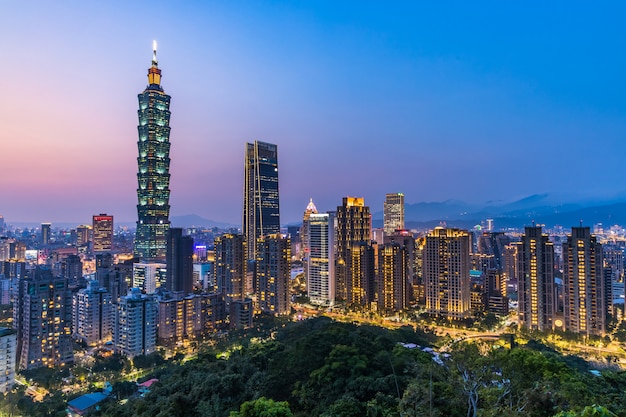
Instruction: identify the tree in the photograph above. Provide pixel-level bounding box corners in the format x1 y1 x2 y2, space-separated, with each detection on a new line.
229 397 293 417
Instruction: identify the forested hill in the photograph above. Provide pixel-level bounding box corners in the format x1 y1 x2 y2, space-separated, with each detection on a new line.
98 318 626 417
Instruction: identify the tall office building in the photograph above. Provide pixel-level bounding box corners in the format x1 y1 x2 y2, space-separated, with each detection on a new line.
14 267 73 370
62 254 83 286
516 226 555 331
214 234 247 303
134 41 172 261
256 234 290 315
76 225 92 248
378 242 409 312
41 223 51 245
133 262 166 294
73 280 113 346
305 212 335 306
335 197 371 301
242 141 280 260
563 226 605 335
301 199 318 260
423 228 471 319
383 193 404 236
93 214 114 253
165 228 194 295
114 288 157 358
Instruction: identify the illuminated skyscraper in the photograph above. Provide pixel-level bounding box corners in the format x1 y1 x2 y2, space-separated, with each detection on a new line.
93 214 113 253
423 228 471 319
383 193 404 236
214 234 247 303
378 242 409 312
305 212 335 305
335 197 371 301
243 141 280 260
256 234 290 315
516 226 555 331
563 226 605 335
134 41 171 261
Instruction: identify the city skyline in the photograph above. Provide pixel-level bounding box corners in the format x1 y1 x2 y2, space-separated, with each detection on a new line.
1 2 625 225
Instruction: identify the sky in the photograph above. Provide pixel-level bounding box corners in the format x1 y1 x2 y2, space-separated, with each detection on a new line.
1 1 625 225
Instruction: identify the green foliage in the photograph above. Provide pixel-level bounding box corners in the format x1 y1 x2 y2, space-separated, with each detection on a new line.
229 397 293 417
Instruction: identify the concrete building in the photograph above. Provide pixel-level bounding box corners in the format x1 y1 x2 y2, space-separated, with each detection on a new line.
383 193 404 236
516 226 555 331
423 228 471 319
563 226 605 335
256 234 291 315
114 288 157 358
73 280 113 346
305 212 335 306
14 267 73 370
0 328 16 393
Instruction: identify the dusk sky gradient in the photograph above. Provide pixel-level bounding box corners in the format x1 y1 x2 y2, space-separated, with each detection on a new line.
1 1 625 225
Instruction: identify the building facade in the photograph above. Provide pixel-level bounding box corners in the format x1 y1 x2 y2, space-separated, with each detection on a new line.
517 226 555 331
114 288 157 358
563 226 605 335
0 328 16 393
214 234 247 304
93 214 113 253
165 228 194 295
423 228 471 319
73 280 113 346
335 197 371 301
383 193 404 236
134 42 172 261
305 212 335 306
242 141 280 260
256 234 290 315
14 268 73 370
378 242 409 312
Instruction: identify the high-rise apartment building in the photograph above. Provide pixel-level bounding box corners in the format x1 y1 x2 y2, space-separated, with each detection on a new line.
134 42 172 261
214 234 247 303
165 228 194 295
383 193 404 236
14 267 73 370
516 226 555 331
305 212 335 306
256 234 290 315
423 228 471 319
73 280 113 346
563 226 605 335
347 242 376 307
93 214 114 253
114 288 157 358
0 328 16 393
242 141 280 260
335 197 371 301
378 242 409 312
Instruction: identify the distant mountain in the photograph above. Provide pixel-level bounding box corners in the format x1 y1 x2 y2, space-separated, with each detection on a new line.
374 196 626 230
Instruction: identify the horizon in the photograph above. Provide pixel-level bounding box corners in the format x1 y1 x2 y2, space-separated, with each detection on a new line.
2 2 625 225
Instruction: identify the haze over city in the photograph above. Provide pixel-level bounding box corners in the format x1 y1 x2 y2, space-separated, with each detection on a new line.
1 1 625 225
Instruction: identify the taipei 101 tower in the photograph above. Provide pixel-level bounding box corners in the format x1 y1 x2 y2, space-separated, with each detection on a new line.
134 41 171 261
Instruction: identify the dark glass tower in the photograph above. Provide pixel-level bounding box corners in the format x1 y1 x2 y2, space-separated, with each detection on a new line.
134 41 171 261
243 141 280 260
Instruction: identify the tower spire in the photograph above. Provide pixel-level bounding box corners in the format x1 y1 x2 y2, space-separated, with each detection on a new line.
152 40 158 67
147 40 162 87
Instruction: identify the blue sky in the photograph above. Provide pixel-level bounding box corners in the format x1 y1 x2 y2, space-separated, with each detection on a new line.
0 1 624 224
